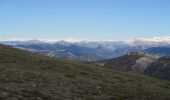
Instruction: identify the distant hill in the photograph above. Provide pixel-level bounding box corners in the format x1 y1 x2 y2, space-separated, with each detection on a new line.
102 52 157 72
145 47 170 57
0 45 170 99
36 50 103 62
96 51 170 80
16 43 103 62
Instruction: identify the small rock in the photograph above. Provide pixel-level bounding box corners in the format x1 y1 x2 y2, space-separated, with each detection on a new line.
0 91 9 97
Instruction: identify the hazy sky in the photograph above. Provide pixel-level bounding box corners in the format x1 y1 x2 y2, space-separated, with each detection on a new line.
0 0 170 40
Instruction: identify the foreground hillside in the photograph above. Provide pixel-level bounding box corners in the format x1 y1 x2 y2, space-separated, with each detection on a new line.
0 45 170 99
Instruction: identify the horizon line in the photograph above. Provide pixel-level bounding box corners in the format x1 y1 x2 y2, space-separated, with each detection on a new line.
0 36 170 43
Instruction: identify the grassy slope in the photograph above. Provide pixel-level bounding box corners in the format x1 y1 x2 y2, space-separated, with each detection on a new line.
0 45 170 100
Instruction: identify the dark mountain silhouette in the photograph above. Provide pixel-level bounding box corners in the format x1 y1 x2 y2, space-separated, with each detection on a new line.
145 47 170 57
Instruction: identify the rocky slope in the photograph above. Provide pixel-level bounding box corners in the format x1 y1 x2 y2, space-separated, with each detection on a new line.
96 52 170 80
144 56 170 80
96 52 157 71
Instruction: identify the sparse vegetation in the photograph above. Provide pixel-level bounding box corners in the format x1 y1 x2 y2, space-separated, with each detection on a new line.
0 45 170 99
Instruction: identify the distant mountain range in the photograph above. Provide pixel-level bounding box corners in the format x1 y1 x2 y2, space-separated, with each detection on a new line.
1 37 170 62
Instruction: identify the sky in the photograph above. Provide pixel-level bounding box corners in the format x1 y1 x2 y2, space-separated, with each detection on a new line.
0 0 170 41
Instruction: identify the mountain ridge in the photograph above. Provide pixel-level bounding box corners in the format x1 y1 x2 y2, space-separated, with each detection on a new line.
95 51 170 80
1 38 170 62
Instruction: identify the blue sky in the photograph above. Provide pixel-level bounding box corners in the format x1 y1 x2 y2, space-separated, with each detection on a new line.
0 0 170 40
